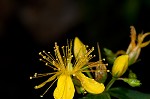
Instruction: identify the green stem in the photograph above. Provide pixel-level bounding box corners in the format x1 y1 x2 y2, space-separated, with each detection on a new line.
106 77 117 91
86 71 93 78
82 66 93 78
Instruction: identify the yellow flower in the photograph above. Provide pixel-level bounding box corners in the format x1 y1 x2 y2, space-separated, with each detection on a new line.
112 55 129 77
30 37 105 99
126 26 150 65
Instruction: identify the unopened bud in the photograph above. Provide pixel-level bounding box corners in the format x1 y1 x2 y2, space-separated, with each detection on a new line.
112 55 129 77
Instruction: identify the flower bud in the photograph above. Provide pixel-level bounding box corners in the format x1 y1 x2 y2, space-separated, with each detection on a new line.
112 55 129 77
74 37 87 60
128 70 137 79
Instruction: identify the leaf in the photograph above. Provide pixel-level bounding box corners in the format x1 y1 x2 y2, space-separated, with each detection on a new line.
103 48 117 64
79 92 111 99
122 78 141 87
108 87 150 99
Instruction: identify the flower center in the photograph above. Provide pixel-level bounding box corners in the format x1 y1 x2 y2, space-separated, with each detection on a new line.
66 61 73 74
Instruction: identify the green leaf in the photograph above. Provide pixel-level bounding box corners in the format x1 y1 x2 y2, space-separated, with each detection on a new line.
103 48 117 64
108 87 150 99
79 92 111 99
122 78 141 87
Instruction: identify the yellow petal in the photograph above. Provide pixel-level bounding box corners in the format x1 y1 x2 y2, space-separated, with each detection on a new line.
138 32 150 45
126 26 137 54
128 47 141 66
76 72 105 94
54 74 75 99
74 37 87 60
140 40 150 48
112 55 129 77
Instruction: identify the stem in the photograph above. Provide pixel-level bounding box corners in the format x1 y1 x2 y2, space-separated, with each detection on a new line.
86 71 93 78
106 77 117 91
82 66 93 78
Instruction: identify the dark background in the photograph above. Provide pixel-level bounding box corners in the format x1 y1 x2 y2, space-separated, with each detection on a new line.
0 0 150 99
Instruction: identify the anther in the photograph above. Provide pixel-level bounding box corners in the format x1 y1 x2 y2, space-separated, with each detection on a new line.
34 86 38 89
55 42 57 45
30 77 32 79
45 63 48 65
84 91 87 94
107 70 110 72
102 58 105 61
39 52 42 55
61 46 64 48
92 47 94 50
40 95 43 97
34 73 37 77
43 56 46 59
89 55 92 57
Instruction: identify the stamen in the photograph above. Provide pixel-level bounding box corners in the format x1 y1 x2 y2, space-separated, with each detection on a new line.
82 69 107 73
54 43 65 70
45 63 58 70
73 47 95 71
30 72 57 78
39 50 60 69
40 77 58 97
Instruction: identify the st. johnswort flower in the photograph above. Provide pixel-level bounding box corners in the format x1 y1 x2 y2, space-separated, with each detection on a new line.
126 26 150 65
30 37 105 99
